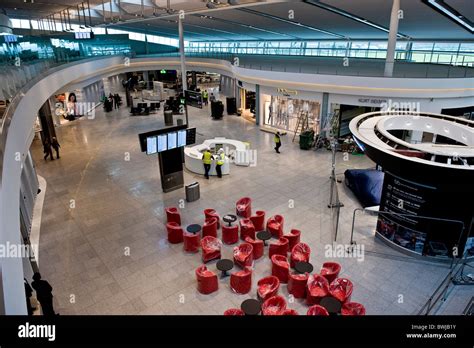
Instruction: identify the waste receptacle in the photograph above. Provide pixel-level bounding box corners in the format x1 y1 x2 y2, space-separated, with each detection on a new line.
299 130 314 150
186 182 200 202
164 110 173 126
226 97 237 115
177 118 184 126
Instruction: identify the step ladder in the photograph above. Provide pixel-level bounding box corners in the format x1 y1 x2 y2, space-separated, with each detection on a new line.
292 111 311 142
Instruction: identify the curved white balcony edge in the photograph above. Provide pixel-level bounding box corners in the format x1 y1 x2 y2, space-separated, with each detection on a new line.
1 56 473 313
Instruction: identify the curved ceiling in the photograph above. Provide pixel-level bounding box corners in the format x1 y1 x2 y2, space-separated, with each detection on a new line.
3 0 473 40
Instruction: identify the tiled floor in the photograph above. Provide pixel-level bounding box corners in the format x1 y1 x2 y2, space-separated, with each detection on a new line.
30 98 468 315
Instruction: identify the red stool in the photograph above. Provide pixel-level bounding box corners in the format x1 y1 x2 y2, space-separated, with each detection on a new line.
166 222 183 244
271 254 290 283
183 231 200 253
290 243 311 268
204 209 220 229
341 302 366 316
329 278 353 304
307 305 329 316
196 265 218 294
306 274 329 305
320 262 341 284
239 218 256 241
284 229 301 251
200 236 221 263
236 197 252 218
233 243 254 268
269 237 289 258
257 276 280 301
249 210 265 231
224 308 245 316
202 217 218 238
244 236 264 260
262 295 287 316
267 215 284 238
222 225 239 245
165 207 181 225
288 272 309 299
230 267 252 294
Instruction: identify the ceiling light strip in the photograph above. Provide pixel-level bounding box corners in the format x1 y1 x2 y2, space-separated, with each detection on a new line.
238 8 347 39
304 0 409 39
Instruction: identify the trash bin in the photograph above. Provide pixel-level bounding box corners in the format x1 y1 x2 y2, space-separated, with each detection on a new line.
299 130 314 150
177 118 184 126
186 182 200 202
164 110 173 126
226 97 237 115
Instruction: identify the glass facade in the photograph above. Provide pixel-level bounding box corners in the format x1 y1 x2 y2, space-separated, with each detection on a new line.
185 40 474 67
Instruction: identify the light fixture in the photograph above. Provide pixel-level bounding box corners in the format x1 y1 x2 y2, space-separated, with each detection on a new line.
423 0 473 33
304 0 409 39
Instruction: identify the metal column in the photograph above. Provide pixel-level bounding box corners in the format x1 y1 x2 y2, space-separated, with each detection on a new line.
384 0 400 77
178 17 187 92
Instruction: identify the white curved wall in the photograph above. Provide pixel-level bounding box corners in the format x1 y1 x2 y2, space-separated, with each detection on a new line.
1 56 473 313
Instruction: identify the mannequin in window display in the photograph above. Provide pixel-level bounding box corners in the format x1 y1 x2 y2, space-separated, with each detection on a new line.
66 93 77 121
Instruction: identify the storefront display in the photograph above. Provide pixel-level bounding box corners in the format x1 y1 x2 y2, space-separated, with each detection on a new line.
264 96 320 133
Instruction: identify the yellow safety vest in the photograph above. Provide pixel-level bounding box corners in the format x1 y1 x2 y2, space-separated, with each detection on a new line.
203 91 208 98
202 151 212 165
274 135 281 143
217 153 225 166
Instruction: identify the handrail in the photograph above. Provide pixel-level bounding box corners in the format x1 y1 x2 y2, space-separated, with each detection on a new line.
417 251 471 315
348 208 467 267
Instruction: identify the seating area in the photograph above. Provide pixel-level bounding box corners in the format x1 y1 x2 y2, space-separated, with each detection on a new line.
164 197 366 315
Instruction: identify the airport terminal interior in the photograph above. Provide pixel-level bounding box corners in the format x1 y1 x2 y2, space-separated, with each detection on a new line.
0 0 473 317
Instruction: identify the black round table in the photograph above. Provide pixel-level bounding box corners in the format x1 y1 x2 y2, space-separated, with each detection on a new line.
294 261 314 274
223 214 237 227
216 259 234 278
256 230 272 246
186 224 201 234
320 296 342 315
241 299 262 316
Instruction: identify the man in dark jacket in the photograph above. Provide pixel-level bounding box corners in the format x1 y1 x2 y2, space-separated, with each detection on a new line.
43 139 53 161
51 137 60 159
31 273 56 316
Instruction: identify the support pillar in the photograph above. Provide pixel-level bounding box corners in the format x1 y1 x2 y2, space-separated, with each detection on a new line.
255 84 260 125
384 0 400 77
178 16 187 92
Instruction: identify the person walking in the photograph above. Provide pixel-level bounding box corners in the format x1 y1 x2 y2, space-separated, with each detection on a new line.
113 94 121 109
51 137 60 159
31 272 56 316
43 139 53 161
274 131 282 154
202 90 209 106
215 148 225 178
202 148 214 180
24 278 35 316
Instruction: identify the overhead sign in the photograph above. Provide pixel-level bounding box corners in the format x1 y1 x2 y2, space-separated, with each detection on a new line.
185 90 203 109
358 98 388 105
277 88 298 97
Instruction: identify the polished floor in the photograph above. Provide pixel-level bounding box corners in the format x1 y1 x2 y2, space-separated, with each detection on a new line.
30 98 467 315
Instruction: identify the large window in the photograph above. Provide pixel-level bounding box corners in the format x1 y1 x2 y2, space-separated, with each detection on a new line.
183 40 473 67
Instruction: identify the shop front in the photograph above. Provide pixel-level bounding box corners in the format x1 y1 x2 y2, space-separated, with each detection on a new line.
260 87 322 134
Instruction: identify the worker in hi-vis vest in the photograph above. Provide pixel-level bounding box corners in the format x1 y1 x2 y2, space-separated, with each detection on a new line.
202 90 209 106
274 131 282 154
202 148 214 179
215 148 225 178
